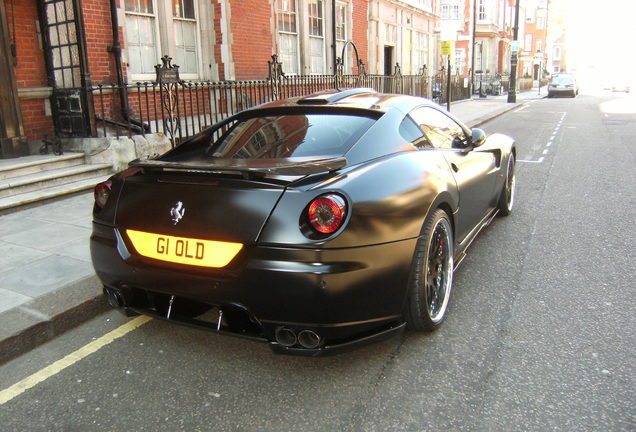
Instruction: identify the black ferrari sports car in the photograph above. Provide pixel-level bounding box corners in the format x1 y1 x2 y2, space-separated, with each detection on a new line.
91 88 516 355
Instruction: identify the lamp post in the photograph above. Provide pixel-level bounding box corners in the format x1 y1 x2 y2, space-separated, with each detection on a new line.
507 0 520 103
470 0 477 96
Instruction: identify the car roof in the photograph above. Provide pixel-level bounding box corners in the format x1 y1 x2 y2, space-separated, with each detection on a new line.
251 88 437 114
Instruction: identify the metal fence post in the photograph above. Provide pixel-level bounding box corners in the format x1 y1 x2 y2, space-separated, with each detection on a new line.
155 55 181 148
268 54 285 101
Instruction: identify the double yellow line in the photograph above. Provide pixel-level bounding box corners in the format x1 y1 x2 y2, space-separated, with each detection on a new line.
0 316 152 405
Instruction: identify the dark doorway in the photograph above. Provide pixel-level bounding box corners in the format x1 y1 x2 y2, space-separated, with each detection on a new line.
38 0 92 137
533 63 540 80
384 46 394 75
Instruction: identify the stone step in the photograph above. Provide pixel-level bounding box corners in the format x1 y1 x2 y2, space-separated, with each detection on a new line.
0 163 113 198
0 153 86 181
0 174 112 213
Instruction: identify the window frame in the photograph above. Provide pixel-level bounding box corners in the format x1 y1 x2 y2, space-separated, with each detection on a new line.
123 0 203 82
172 0 200 79
335 1 352 73
124 0 162 82
524 34 533 52
275 0 352 75
276 0 301 74
307 0 327 74
414 32 428 72
408 106 470 150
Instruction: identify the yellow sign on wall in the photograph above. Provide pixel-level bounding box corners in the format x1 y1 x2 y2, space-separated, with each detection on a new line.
440 41 454 56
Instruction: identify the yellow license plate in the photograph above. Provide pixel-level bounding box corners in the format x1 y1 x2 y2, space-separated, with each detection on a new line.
126 229 243 268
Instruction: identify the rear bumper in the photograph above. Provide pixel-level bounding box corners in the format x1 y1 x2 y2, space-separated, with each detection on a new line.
91 222 415 354
548 88 576 96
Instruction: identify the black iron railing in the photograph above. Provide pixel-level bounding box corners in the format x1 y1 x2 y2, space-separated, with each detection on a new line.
89 58 472 144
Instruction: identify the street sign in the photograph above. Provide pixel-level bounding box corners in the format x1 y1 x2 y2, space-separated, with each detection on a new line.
440 41 454 56
511 40 520 52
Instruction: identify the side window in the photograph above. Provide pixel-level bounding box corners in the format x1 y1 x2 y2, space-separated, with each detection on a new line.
398 116 432 149
409 107 467 149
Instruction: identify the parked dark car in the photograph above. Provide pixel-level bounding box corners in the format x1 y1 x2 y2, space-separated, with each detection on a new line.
548 76 579 97
91 88 516 355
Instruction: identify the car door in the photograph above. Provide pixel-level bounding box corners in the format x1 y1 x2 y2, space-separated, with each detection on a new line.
409 106 498 243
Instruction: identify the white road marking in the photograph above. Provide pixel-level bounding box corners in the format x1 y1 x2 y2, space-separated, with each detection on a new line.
543 149 549 155
518 159 542 164
0 316 152 405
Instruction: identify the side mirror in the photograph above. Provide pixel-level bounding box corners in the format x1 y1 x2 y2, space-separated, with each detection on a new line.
470 128 487 147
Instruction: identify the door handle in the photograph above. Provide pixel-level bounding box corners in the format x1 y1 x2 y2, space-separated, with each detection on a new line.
451 162 459 172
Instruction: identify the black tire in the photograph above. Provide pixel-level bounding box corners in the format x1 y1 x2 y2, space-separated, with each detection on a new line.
405 209 454 332
498 155 516 216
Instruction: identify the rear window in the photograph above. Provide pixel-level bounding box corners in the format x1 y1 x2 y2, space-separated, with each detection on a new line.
551 77 574 85
208 114 375 159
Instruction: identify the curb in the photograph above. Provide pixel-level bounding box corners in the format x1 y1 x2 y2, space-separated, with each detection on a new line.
0 275 108 365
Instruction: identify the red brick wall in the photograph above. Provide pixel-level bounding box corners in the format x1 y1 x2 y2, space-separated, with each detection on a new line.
82 0 118 84
352 0 368 69
228 0 273 80
8 0 47 88
5 0 53 140
213 0 226 79
19 99 53 141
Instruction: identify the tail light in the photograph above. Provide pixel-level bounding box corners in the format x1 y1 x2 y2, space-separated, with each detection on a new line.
307 194 347 234
94 180 112 209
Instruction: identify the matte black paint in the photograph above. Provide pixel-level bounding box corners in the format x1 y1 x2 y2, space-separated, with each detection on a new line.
90 89 515 355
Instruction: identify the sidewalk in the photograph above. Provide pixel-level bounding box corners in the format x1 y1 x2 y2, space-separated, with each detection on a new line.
0 90 544 364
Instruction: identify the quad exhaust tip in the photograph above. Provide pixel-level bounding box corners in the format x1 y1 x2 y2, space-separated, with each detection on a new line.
275 327 297 347
275 327 322 349
297 330 321 349
103 287 125 308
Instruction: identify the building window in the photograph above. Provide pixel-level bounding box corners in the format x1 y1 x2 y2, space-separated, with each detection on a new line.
537 14 545 30
335 2 351 73
553 46 561 61
441 1 461 20
536 39 542 53
173 0 198 74
524 34 532 52
441 4 450 19
308 0 326 74
414 32 428 72
125 0 159 76
385 24 397 45
452 3 460 19
124 0 201 80
478 0 486 21
276 0 352 75
475 42 483 71
277 0 300 74
454 48 465 73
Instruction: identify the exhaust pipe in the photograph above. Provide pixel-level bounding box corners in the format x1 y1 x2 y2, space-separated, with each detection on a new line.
297 330 321 349
274 327 297 347
103 287 125 308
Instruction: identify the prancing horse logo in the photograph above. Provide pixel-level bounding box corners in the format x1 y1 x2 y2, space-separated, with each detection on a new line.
170 201 185 225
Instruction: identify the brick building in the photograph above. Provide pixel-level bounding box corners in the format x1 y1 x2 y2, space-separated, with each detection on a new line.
518 0 549 80
0 0 381 159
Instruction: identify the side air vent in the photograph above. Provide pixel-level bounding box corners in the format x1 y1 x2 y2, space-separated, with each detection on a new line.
297 88 376 105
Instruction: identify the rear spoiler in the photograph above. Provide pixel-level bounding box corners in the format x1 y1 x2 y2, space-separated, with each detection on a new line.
130 156 347 177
